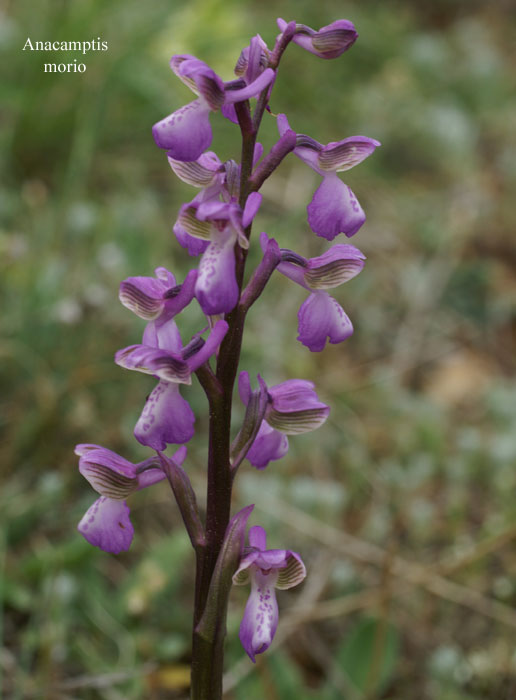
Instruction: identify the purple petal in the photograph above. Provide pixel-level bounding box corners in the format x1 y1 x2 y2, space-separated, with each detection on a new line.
224 68 275 104
249 525 267 550
267 378 330 434
307 174 366 239
171 55 225 110
186 320 229 372
195 230 239 314
277 18 358 59
297 291 353 352
119 275 168 320
143 319 182 353
160 269 198 322
134 380 195 450
78 497 134 554
246 421 289 469
239 568 279 662
114 344 191 384
152 99 213 161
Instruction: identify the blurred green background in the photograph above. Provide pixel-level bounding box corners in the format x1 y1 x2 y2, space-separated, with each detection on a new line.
2 0 516 697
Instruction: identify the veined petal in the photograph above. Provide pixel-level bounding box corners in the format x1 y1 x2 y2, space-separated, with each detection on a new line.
119 276 167 320
153 99 213 162
267 378 329 434
246 421 289 469
173 221 210 256
79 461 138 499
307 174 366 239
78 497 134 554
276 551 307 590
134 380 195 450
239 569 279 662
195 229 239 314
114 345 191 384
175 204 212 241
266 406 329 434
167 151 222 187
172 55 225 110
304 244 365 289
318 136 381 172
297 291 353 352
277 18 358 59
232 550 260 586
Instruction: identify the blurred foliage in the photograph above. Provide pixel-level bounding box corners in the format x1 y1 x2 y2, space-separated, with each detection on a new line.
1 0 516 697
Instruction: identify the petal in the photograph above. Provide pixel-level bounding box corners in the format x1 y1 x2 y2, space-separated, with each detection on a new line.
75 445 134 476
276 551 307 590
266 378 330 434
143 318 183 353
318 136 381 172
173 221 210 256
224 68 275 104
161 269 198 321
277 18 358 59
304 244 365 289
249 525 267 550
297 291 353 352
246 421 289 469
79 461 138 499
307 174 366 239
186 319 229 372
114 345 191 384
174 205 212 241
152 99 213 161
233 550 260 586
195 230 239 314
171 55 225 109
118 275 167 320
134 381 195 450
239 568 279 662
78 497 134 554
167 151 222 187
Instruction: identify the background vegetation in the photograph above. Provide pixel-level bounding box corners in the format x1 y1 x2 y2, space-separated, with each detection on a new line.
1 0 515 697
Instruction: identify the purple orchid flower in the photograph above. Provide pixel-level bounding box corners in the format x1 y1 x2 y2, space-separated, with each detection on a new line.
278 113 380 240
77 444 187 553
119 267 197 323
115 319 228 450
191 194 262 315
233 525 306 662
239 371 329 469
153 55 275 162
260 232 365 351
277 18 358 59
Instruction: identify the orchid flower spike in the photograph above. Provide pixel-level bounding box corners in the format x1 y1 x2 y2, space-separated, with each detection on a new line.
233 525 306 662
153 55 275 161
239 371 329 468
278 113 380 240
77 444 186 553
